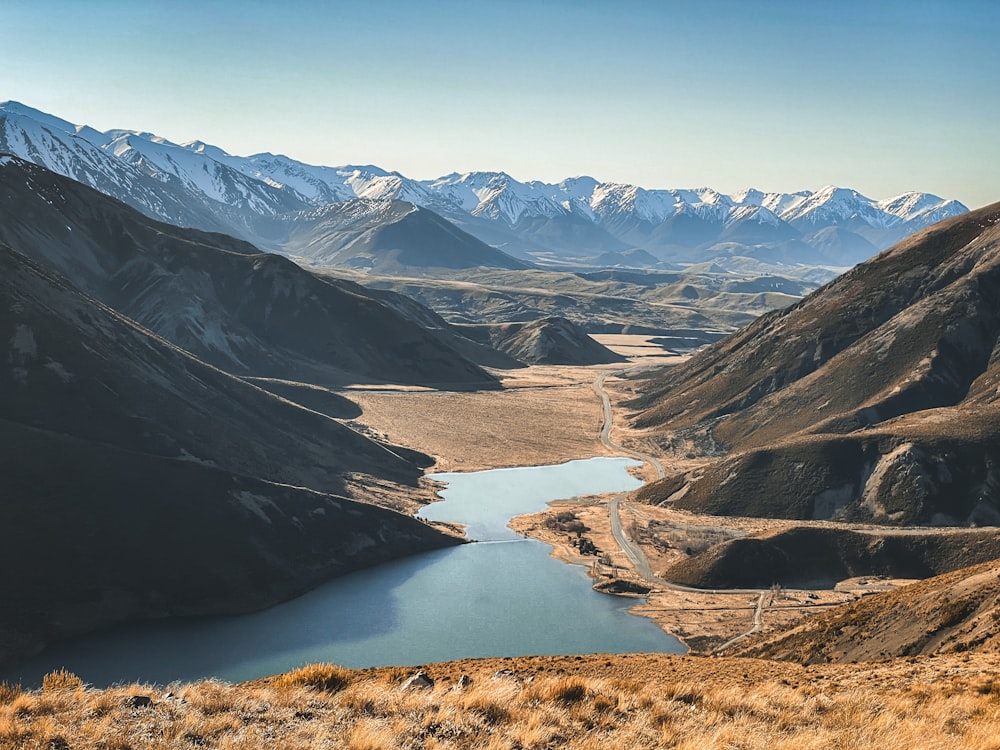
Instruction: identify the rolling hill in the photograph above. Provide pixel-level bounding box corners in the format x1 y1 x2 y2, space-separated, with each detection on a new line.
274 198 530 273
455 317 627 365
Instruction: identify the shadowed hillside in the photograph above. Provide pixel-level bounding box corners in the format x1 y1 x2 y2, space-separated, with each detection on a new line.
276 198 531 273
0 243 460 668
456 317 627 365
0 156 499 390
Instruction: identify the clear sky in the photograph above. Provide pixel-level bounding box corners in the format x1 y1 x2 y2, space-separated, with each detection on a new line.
2 0 997 207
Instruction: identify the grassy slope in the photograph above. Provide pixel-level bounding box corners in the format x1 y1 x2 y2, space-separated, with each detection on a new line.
4 653 999 749
734 558 1000 662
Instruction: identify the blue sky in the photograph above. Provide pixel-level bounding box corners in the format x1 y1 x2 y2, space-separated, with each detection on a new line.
2 0 998 207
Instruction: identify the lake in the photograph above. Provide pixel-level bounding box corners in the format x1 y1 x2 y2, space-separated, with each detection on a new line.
4 457 684 687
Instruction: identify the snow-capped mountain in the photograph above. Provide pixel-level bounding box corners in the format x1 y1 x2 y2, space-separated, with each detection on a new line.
0 102 240 236
0 101 970 271
104 130 307 215
425 171 567 224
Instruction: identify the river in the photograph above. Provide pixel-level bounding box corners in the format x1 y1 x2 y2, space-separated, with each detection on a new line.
4 457 684 687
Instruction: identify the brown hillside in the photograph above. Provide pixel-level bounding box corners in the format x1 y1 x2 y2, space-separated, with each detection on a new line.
633 202 1000 439
633 202 1000 525
662 525 1000 589
456 317 628 365
734 557 1000 662
5 652 1000 748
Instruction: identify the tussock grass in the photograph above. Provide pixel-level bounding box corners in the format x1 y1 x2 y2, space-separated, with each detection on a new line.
0 683 22 705
2 656 999 748
40 669 82 694
272 661 353 693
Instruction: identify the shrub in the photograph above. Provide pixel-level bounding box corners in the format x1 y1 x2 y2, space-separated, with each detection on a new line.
938 598 976 629
464 696 511 725
530 677 589 705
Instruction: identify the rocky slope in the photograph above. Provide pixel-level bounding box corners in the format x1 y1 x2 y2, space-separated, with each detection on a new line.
0 243 460 668
633 202 1000 525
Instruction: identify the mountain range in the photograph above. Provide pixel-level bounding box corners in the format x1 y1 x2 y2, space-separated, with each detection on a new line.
0 101 968 271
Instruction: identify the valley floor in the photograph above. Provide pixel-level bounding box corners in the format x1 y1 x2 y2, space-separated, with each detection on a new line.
345 335 918 651
345 363 616 473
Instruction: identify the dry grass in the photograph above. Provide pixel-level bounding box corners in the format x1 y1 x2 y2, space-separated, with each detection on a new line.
3 653 1000 749
345 372 614 473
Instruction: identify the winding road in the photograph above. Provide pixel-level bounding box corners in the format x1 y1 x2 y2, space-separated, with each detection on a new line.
591 370 962 652
592 370 769 649
593 372 665 480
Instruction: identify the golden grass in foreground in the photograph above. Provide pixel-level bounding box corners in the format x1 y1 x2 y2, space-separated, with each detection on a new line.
2 654 1000 749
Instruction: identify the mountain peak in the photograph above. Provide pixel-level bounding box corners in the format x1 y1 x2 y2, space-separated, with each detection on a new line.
182 140 232 161
0 100 92 141
0 100 57 120
814 185 872 202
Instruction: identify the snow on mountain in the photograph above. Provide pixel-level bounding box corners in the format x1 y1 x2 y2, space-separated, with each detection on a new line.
778 186 894 228
545 176 601 219
423 172 484 212
903 199 968 230
0 100 110 147
342 167 438 206
0 101 971 269
104 130 308 215
725 204 783 227
471 174 567 224
220 152 360 205
732 188 812 217
1 102 130 190
591 183 679 224
732 187 766 205
423 171 566 225
0 103 240 235
875 192 966 229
